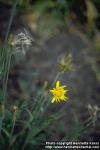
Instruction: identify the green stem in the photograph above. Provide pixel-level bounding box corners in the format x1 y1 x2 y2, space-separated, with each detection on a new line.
51 72 61 87
2 51 12 104
0 0 19 134
1 0 19 107
8 119 16 150
1 0 18 60
22 72 61 149
33 72 61 120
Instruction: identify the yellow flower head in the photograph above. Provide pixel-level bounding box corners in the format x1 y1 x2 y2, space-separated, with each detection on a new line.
49 81 68 103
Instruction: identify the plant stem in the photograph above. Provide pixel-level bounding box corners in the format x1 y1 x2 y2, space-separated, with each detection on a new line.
8 118 16 150
2 0 19 103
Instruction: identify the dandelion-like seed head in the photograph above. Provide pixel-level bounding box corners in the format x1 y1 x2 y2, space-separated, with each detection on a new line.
49 81 68 103
58 53 74 73
88 104 100 126
9 28 33 55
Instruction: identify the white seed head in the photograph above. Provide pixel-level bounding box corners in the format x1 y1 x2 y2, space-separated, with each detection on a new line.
11 28 34 55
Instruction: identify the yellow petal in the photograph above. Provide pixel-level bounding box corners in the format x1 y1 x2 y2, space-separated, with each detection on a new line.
51 97 55 103
49 89 53 93
56 81 60 88
57 99 60 102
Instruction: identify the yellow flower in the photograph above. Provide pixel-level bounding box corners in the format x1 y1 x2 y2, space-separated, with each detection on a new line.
49 81 68 103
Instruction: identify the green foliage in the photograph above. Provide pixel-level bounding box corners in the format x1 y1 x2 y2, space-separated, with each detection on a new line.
0 95 66 149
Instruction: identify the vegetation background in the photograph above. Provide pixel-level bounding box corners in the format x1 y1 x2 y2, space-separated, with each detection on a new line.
0 0 100 149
